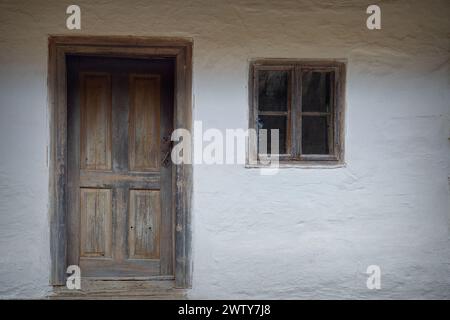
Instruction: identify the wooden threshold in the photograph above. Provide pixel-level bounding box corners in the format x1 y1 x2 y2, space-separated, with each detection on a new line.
49 279 186 300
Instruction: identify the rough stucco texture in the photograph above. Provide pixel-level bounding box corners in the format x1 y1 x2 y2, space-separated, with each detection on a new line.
0 0 449 299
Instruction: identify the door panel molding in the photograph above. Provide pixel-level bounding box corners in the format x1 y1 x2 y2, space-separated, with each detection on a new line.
48 36 193 288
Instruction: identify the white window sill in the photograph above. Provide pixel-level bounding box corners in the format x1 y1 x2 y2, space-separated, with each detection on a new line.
245 162 346 169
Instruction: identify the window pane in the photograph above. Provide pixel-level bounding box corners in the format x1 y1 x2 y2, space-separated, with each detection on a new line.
302 71 332 113
257 115 287 154
302 116 329 154
258 70 288 111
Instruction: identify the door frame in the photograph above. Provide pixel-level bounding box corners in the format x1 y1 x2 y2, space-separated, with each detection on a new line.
48 36 193 288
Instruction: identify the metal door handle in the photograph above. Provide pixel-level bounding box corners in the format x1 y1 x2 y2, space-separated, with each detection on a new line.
161 149 171 167
161 134 173 167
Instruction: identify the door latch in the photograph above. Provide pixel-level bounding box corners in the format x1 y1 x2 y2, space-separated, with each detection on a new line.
161 134 173 168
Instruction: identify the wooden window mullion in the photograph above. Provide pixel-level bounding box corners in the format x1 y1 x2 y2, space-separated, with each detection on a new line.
293 65 302 158
259 111 289 116
286 67 293 156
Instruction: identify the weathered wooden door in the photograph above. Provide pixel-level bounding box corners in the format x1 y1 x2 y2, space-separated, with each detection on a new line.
67 56 174 278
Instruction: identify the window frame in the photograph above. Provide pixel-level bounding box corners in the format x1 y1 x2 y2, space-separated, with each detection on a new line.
248 59 346 167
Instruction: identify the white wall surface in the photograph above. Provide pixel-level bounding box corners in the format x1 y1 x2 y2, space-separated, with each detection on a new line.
0 0 449 299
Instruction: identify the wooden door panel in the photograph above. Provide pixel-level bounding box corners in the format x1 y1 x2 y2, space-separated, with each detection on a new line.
79 171 161 189
80 257 161 278
129 74 161 172
79 188 112 258
80 73 112 170
67 56 174 279
128 190 161 259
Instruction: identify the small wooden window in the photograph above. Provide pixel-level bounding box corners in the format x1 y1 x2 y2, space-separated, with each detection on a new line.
249 60 345 165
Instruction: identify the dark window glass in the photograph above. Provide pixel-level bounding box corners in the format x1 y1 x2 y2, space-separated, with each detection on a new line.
302 116 329 154
257 115 287 154
258 70 288 111
302 71 332 113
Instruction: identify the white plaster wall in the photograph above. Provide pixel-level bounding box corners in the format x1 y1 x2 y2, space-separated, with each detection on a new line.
0 0 449 299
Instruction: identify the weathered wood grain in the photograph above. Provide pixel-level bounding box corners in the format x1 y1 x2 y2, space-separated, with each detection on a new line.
129 74 161 171
129 190 161 259
80 188 112 258
80 73 112 170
